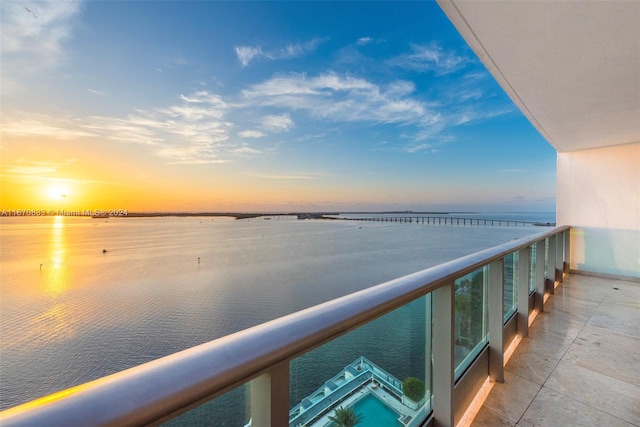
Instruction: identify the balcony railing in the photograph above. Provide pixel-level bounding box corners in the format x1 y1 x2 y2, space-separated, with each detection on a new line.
0 226 570 427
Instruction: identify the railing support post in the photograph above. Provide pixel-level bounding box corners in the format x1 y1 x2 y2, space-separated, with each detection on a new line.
547 235 556 294
250 362 289 427
489 258 504 383
535 240 546 312
433 282 455 427
517 247 531 336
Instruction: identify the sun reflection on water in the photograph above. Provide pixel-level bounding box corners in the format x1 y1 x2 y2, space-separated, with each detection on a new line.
35 216 76 343
45 216 68 296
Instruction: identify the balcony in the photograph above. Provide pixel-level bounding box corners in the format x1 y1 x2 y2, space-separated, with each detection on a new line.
1 225 637 427
470 273 640 426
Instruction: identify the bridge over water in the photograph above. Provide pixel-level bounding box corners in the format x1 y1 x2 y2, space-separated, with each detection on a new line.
326 215 554 227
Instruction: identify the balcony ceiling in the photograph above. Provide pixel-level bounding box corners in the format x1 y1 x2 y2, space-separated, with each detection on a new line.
438 0 640 152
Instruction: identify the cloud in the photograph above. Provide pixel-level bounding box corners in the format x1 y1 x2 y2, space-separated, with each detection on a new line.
1 159 83 184
403 143 433 154
87 89 105 96
243 72 433 126
1 0 82 93
239 130 266 138
234 46 263 67
259 114 294 132
231 145 263 155
234 38 324 67
3 90 236 165
357 37 373 45
4 160 61 175
389 43 471 75
0 112 96 139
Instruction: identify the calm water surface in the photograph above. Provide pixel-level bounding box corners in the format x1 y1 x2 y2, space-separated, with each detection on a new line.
0 214 553 415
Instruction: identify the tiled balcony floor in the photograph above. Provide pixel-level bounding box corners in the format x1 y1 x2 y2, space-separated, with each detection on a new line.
472 273 640 426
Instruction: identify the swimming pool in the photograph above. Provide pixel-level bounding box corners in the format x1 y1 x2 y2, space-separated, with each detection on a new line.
348 394 402 427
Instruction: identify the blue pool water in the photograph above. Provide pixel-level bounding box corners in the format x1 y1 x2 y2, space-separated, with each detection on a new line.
349 394 402 427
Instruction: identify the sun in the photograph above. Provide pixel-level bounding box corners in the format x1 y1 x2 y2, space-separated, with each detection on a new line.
47 185 69 200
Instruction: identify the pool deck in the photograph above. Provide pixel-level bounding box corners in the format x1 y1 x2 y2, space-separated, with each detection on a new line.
469 273 640 426
311 384 415 427
289 357 420 427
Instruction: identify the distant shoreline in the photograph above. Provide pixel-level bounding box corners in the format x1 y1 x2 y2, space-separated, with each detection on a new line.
0 211 558 221
123 211 467 220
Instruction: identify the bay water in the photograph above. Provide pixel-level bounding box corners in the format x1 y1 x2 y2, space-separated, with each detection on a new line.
0 213 553 422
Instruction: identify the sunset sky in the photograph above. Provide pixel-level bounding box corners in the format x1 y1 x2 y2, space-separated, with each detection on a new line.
1 1 556 213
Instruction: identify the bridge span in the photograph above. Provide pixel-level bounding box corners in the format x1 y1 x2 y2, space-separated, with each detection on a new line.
325 215 554 227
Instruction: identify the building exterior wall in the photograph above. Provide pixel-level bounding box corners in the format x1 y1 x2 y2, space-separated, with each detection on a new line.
557 143 640 278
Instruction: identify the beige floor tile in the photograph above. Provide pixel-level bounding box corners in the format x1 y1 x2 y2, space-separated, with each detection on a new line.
480 371 540 424
545 360 640 425
505 337 563 386
518 388 635 427
565 324 640 386
471 405 515 427
587 304 640 338
526 311 585 343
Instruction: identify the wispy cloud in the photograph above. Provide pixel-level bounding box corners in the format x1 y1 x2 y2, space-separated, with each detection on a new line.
234 38 325 67
1 0 82 93
3 90 235 164
231 145 263 156
259 114 294 132
1 0 81 58
87 89 106 96
4 160 64 175
403 143 433 153
1 159 86 184
1 112 96 139
243 72 434 126
357 37 373 45
239 130 266 138
235 46 263 67
0 0 82 95
389 42 471 75
2 62 513 166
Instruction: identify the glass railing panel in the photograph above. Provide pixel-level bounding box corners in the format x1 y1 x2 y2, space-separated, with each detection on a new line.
290 295 431 427
162 383 250 427
503 252 518 322
454 266 488 379
529 243 537 294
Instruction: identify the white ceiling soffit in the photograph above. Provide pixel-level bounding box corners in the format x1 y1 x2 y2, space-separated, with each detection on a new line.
438 0 640 153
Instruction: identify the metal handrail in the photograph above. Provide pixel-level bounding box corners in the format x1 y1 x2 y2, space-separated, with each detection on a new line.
0 225 569 426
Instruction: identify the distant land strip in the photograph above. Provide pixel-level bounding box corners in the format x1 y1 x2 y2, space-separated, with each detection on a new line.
124 211 460 220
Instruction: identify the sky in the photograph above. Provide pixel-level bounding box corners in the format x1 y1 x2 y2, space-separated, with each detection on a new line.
1 1 557 213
